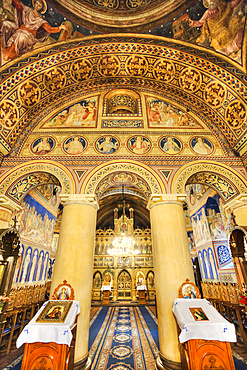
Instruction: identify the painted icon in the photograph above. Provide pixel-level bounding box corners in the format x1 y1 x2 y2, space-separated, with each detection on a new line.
127 136 151 155
160 136 182 155
31 137 55 155
63 136 87 155
191 137 213 155
96 136 119 154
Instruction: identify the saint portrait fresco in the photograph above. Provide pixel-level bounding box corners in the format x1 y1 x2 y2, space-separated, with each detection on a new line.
31 137 55 155
63 136 87 155
127 136 151 155
159 136 182 155
147 97 198 127
0 0 68 64
42 98 98 128
95 136 119 154
191 137 213 155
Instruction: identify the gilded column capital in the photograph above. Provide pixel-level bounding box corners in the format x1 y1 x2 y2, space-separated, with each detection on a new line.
224 194 247 214
0 195 22 212
147 194 187 210
59 194 99 210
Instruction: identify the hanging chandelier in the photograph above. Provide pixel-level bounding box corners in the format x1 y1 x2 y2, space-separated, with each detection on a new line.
111 233 138 255
108 184 138 256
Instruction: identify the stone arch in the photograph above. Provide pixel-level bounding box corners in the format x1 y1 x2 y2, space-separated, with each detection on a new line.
172 161 247 202
0 160 75 204
81 160 165 197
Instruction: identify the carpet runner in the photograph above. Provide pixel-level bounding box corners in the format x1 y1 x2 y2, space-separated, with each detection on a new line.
2 306 247 370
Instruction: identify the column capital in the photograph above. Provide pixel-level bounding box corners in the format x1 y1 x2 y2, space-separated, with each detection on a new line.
59 194 99 210
224 194 247 213
147 194 187 210
0 195 22 212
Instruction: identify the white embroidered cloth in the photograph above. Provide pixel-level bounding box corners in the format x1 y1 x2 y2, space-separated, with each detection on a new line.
172 298 236 343
16 300 80 348
136 285 147 290
101 285 111 291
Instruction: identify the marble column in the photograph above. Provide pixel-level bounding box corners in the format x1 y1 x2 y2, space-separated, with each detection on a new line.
149 194 195 370
51 194 98 370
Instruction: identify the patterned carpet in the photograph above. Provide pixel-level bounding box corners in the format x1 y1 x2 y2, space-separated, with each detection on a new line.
89 306 159 370
2 305 247 370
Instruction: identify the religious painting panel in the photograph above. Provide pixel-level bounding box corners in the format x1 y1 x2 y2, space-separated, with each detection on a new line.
134 256 144 266
145 256 153 267
62 136 87 155
52 280 75 300
147 271 155 289
93 272 102 289
146 97 199 127
36 300 72 323
159 136 182 155
94 257 103 267
104 257 114 267
41 97 98 129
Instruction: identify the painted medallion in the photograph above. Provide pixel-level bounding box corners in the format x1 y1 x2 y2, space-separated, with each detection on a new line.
159 136 182 155
31 137 55 155
95 135 119 155
127 136 151 155
63 136 87 155
190 137 213 155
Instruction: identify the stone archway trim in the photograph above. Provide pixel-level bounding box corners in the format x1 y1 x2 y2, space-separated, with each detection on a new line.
172 161 247 197
0 161 75 202
81 160 165 196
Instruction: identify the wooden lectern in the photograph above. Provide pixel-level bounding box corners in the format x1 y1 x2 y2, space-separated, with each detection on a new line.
136 285 147 305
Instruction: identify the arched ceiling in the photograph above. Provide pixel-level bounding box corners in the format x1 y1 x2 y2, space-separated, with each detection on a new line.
48 0 193 32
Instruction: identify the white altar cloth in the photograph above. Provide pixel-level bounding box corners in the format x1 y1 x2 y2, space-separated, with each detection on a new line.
101 285 111 291
136 285 147 291
16 300 80 348
173 298 236 343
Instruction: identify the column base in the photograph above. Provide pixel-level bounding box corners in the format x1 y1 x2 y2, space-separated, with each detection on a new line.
156 354 182 370
74 355 91 370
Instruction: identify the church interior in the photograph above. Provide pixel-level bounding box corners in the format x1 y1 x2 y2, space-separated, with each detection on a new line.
1 0 247 368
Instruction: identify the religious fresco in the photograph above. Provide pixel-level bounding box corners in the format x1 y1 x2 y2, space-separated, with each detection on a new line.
190 137 213 155
149 0 247 63
63 136 87 155
95 135 119 154
31 136 55 155
17 190 57 247
41 98 98 129
147 98 199 127
127 136 151 155
0 0 97 66
159 136 182 155
0 0 245 68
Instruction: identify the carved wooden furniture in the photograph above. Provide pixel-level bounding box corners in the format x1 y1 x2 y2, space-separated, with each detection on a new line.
138 290 146 304
21 342 71 370
102 289 111 305
0 283 48 355
174 279 236 370
17 301 80 370
183 339 235 370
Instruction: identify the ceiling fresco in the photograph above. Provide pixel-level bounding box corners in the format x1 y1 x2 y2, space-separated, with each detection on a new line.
0 0 246 66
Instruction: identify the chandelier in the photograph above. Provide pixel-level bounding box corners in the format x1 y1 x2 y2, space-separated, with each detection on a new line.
108 184 138 256
111 233 138 255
